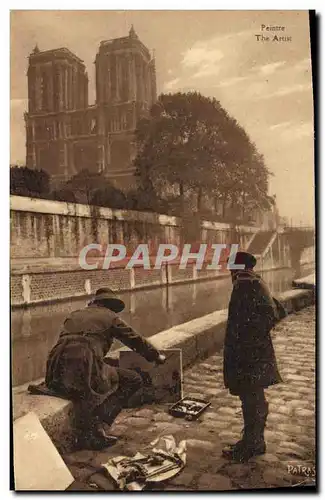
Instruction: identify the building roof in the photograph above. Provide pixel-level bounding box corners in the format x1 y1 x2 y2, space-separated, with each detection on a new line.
99 27 151 59
29 47 85 66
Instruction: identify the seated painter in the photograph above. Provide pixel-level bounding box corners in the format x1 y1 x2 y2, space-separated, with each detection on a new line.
45 287 166 450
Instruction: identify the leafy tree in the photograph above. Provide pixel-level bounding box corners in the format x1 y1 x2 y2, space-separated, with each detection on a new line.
53 170 131 210
10 165 50 198
51 189 77 203
134 92 273 222
62 169 107 205
91 184 127 209
134 92 227 208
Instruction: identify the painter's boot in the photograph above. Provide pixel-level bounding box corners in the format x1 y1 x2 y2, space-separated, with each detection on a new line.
222 404 268 462
223 438 266 463
222 424 266 462
222 403 248 455
76 425 118 451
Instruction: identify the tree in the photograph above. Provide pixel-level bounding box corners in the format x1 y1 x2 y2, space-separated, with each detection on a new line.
51 189 77 203
53 170 130 210
134 92 273 222
134 93 227 209
62 169 107 205
91 184 127 209
213 139 274 221
125 187 169 213
10 165 50 198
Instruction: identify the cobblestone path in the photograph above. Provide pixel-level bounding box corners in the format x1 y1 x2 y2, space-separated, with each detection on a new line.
64 306 316 491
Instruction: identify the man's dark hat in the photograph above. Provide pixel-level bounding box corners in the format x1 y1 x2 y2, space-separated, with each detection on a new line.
228 251 257 269
93 287 125 313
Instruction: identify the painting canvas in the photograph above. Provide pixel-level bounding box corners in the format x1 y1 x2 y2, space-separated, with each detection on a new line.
119 349 183 404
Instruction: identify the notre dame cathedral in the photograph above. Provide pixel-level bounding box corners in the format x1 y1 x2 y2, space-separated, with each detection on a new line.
24 26 157 191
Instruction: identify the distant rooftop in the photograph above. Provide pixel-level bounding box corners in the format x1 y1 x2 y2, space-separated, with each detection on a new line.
100 25 138 45
99 26 151 58
29 27 153 68
29 46 84 65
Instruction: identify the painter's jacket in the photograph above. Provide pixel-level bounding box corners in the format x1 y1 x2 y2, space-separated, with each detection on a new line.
45 303 160 405
223 270 283 395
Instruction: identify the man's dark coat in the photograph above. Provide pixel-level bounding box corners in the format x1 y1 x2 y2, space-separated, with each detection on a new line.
223 270 283 396
45 303 160 406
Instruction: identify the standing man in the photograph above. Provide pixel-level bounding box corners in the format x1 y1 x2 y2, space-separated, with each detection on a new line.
45 288 165 450
222 252 283 462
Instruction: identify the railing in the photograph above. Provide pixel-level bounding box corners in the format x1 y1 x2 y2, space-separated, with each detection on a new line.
282 225 315 232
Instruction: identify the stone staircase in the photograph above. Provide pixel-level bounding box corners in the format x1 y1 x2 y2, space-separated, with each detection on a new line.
246 230 279 271
246 230 275 255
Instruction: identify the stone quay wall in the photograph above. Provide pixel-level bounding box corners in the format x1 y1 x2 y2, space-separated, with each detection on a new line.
10 195 253 308
11 195 255 260
11 263 228 308
10 196 314 308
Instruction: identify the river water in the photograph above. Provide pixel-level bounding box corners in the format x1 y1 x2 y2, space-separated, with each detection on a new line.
11 264 314 387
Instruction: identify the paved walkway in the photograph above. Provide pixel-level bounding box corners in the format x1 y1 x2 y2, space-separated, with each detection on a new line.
63 306 316 491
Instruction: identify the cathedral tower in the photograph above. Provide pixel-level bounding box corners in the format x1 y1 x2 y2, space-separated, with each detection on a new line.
95 25 156 109
27 45 88 114
25 46 89 178
94 26 157 181
24 29 157 189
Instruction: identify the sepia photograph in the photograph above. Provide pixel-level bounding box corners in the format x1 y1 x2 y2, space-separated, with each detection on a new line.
10 9 316 491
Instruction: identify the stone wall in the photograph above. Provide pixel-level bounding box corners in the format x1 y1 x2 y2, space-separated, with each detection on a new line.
11 263 226 307
10 195 256 259
11 196 315 308
9 195 257 307
301 246 315 265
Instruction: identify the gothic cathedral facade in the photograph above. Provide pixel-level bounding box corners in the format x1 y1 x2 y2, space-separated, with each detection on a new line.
24 27 157 190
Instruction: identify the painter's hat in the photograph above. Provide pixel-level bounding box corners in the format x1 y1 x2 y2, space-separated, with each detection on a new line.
93 287 125 313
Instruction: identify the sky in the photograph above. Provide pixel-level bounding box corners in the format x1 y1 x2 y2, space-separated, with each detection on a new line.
10 10 315 225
